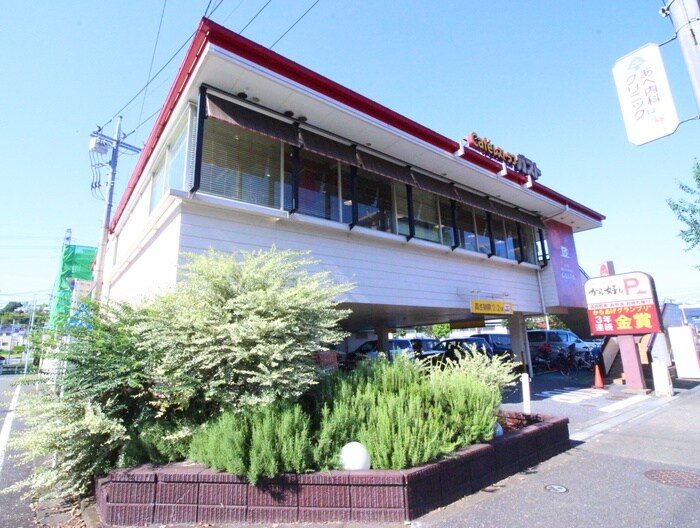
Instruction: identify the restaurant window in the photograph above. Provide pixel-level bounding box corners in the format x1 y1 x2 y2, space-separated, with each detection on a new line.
200 118 283 209
517 224 538 264
474 209 491 255
411 187 441 243
339 164 353 224
295 148 342 221
456 202 479 252
438 198 456 248
354 168 395 233
492 216 519 260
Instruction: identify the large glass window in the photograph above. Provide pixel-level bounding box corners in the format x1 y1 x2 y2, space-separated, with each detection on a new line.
200 119 283 209
493 215 518 259
354 169 395 233
149 162 165 213
518 224 537 264
296 148 342 221
474 209 491 255
167 132 187 189
195 105 545 265
456 203 478 252
438 198 456 248
412 187 441 243
340 164 353 225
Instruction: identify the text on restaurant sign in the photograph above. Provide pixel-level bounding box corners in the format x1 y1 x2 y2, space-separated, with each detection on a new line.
465 133 541 181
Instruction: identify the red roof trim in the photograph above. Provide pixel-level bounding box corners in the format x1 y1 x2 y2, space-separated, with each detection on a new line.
111 21 210 231
111 17 604 230
529 182 604 220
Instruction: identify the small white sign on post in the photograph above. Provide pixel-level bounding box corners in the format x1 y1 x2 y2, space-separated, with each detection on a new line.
612 43 679 145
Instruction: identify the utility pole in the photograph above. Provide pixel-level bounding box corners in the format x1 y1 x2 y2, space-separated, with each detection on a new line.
664 0 700 113
90 118 141 301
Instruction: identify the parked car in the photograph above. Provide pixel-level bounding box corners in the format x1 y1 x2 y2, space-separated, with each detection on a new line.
468 333 512 357
527 329 597 356
344 338 440 367
433 337 494 359
344 338 411 367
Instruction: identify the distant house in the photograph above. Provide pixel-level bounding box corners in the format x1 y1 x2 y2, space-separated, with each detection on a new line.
0 324 25 352
100 18 604 364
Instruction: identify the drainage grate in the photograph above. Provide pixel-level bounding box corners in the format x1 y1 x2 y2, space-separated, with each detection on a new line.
644 469 700 489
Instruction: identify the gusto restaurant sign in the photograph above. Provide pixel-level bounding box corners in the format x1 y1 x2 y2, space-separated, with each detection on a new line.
465 133 541 182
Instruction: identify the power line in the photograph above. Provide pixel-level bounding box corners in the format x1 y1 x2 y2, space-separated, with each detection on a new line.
98 0 226 133
240 0 272 34
137 0 168 140
270 0 321 49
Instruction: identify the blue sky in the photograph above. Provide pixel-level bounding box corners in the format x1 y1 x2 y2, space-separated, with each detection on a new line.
1 1 698 309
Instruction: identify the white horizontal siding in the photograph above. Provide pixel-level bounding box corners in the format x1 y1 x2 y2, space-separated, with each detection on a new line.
107 210 181 304
178 200 544 314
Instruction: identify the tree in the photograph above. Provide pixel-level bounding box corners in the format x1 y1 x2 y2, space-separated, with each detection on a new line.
525 314 569 330
9 248 354 499
136 248 353 415
667 161 700 265
0 301 29 325
430 323 451 339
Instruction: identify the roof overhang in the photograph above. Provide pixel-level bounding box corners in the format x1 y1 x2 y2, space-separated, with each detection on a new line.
112 18 604 234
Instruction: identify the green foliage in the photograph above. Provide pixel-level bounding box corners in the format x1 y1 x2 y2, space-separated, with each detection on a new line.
312 353 513 471
8 387 128 499
10 248 352 499
667 161 700 260
134 248 352 415
430 323 451 339
189 402 312 485
190 351 514 480
525 314 569 330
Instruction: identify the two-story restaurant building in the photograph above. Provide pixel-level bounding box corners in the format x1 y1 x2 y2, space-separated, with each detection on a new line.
100 18 604 362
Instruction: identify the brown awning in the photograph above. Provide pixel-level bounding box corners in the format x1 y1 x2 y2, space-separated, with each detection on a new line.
299 128 357 165
357 151 413 185
490 201 546 229
454 187 498 214
411 171 460 201
205 93 299 146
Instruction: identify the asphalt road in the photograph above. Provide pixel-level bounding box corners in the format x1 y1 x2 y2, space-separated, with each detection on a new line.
0 373 36 528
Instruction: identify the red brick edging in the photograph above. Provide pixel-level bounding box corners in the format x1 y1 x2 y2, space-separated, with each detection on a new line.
95 413 569 525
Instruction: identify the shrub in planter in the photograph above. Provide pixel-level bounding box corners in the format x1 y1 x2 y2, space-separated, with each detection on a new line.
189 401 313 485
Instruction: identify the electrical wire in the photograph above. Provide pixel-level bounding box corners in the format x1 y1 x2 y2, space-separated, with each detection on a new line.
240 0 272 34
137 0 168 140
98 1 225 133
270 0 320 49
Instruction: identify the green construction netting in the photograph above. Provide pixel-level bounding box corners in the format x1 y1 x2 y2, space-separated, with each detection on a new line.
48 244 97 329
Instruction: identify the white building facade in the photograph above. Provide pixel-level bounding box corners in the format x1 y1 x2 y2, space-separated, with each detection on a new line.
102 19 604 362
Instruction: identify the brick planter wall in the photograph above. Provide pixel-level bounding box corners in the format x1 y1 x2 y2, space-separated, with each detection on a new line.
96 413 569 526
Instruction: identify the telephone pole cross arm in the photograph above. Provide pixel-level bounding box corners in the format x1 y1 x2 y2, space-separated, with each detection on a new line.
90 117 141 300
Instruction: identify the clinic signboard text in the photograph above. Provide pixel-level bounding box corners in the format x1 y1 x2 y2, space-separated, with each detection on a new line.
612 43 679 145
584 271 662 336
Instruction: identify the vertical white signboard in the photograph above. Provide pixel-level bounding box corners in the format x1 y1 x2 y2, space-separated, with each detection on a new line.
612 43 679 145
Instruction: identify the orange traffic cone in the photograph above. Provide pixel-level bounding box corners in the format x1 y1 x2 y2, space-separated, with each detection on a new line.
593 363 604 389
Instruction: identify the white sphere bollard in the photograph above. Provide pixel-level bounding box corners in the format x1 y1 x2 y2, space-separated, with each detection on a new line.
340 442 371 470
